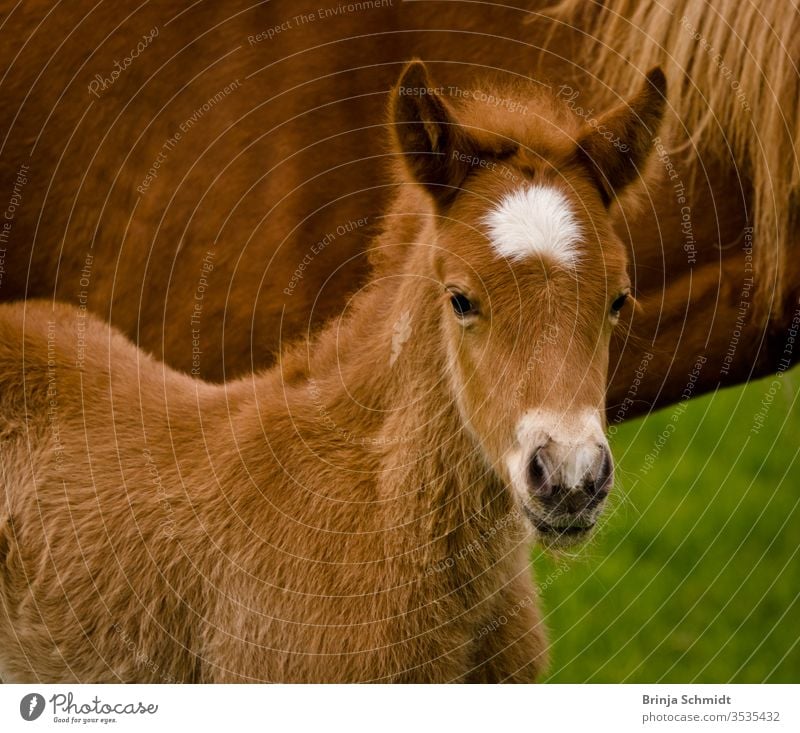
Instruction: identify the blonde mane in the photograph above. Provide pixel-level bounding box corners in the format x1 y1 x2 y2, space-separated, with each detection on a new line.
546 0 800 312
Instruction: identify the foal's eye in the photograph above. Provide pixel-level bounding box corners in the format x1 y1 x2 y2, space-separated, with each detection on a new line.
610 292 630 315
449 292 475 317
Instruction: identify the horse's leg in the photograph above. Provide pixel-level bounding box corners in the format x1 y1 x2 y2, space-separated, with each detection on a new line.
465 571 549 683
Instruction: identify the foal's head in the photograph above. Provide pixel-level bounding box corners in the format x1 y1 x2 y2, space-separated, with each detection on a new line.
392 61 665 546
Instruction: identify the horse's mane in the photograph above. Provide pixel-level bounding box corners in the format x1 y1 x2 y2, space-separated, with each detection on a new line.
545 0 800 314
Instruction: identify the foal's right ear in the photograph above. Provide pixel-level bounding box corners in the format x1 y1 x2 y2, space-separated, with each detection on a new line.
576 67 667 206
391 60 474 208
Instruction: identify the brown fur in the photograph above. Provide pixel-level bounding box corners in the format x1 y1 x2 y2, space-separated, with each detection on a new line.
0 1 796 420
547 0 800 314
0 62 663 682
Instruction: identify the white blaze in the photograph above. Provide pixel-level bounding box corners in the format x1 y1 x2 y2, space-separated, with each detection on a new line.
484 185 582 266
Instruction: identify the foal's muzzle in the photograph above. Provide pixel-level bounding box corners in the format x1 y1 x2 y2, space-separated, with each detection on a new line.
524 440 612 544
508 409 613 547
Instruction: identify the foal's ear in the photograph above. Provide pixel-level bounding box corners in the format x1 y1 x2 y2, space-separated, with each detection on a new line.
391 60 473 208
577 67 667 206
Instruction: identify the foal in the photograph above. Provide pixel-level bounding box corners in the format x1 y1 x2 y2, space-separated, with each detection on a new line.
0 62 665 683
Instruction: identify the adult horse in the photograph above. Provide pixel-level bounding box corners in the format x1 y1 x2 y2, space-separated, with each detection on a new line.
0 0 796 413
0 62 665 682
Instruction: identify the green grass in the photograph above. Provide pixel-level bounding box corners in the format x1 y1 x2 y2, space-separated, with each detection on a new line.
535 370 800 682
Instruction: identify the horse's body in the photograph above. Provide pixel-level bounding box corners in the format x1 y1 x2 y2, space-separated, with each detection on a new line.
1 1 796 416
0 62 664 682
0 301 540 682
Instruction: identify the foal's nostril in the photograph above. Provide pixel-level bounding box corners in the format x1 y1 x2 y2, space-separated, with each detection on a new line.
587 446 613 498
526 440 612 510
527 450 553 498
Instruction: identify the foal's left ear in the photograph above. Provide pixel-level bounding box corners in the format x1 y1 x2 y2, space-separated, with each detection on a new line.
577 67 667 206
391 60 474 208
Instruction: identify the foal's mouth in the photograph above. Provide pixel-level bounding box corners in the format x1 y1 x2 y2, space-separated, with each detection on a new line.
523 506 597 547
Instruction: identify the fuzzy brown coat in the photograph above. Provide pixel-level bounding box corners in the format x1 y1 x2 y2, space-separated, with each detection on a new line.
0 1 794 412
0 297 545 682
0 61 665 682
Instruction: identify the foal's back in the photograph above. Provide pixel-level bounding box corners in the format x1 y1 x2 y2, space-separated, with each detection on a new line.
0 302 429 682
0 301 226 681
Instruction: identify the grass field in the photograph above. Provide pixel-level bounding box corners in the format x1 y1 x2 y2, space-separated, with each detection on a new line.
535 370 800 682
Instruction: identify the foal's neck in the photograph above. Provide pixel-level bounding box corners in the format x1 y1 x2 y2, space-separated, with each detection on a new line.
297 187 447 427
277 188 515 537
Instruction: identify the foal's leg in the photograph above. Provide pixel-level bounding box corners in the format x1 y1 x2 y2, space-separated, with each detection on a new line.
465 571 549 683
